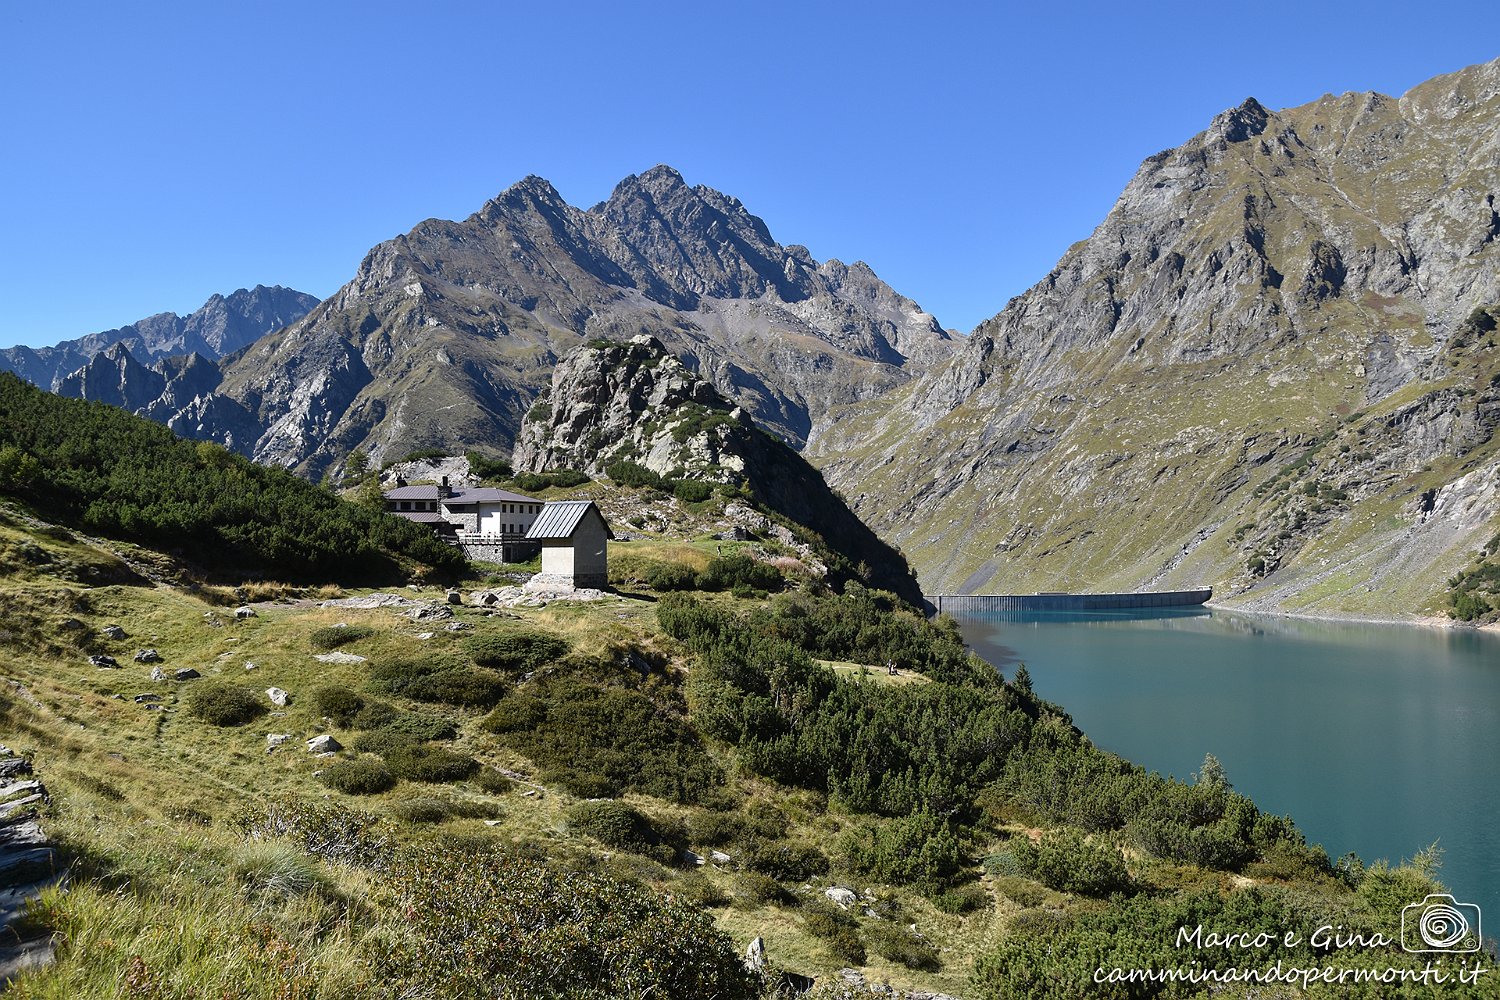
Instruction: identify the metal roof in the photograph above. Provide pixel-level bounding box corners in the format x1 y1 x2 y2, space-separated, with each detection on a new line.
382 485 540 505
384 485 440 500
392 511 449 524
440 487 541 506
525 500 614 541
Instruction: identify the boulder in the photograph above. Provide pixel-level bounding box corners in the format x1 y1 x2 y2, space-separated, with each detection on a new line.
824 886 858 908
173 668 201 681
306 735 342 754
743 936 767 975
234 607 257 620
132 693 162 704
446 589 463 605
133 649 162 663
243 661 258 671
88 655 119 669
101 625 127 640
265 734 293 754
149 666 168 681
709 850 733 865
313 651 366 664
265 687 291 707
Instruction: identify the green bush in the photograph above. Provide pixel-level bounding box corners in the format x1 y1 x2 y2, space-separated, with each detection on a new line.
840 811 966 887
864 922 939 971
312 685 365 726
186 683 266 727
802 904 865 965
1011 828 1131 897
605 460 664 490
696 553 782 593
393 797 502 824
310 624 376 651
464 628 569 670
673 480 713 503
351 700 399 729
645 561 699 592
474 768 515 794
673 873 731 908
933 882 991 914
480 696 547 734
320 759 396 795
730 871 792 908
465 451 512 482
384 744 478 783
742 840 829 881
383 847 757 999
565 800 661 853
235 799 391 869
404 669 507 707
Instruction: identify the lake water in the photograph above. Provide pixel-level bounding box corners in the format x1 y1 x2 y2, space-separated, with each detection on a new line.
954 608 1500 919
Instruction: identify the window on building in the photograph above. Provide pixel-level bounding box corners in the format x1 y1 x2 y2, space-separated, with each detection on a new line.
401 501 410 511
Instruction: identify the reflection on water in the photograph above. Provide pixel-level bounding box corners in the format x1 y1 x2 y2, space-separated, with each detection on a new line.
954 608 1500 921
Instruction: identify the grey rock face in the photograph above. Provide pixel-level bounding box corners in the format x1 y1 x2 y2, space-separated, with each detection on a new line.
514 335 924 605
133 649 162 663
306 735 341 754
0 285 318 392
815 57 1500 613
265 687 291 707
199 166 953 477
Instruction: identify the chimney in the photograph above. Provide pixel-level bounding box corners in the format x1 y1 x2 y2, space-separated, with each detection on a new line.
439 475 451 498
395 475 408 488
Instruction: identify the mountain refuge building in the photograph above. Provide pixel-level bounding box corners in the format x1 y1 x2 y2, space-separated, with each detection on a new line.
524 500 613 590
383 476 543 562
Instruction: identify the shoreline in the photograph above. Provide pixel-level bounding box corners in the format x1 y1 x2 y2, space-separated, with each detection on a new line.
1205 601 1499 632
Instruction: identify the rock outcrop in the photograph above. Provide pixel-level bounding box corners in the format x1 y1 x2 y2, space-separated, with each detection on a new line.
813 57 1500 616
516 335 924 605
0 747 61 985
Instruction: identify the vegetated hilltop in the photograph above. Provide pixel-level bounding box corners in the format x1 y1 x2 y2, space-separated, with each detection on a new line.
813 57 1500 620
0 285 318 391
0 372 464 583
136 165 952 479
0 499 1467 999
513 335 924 606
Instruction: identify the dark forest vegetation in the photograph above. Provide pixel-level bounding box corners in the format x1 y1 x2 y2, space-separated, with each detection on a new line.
0 373 466 582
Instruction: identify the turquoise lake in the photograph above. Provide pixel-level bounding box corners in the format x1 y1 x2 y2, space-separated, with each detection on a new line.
954 608 1500 920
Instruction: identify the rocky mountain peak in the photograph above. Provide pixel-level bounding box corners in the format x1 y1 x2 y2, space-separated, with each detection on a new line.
1210 96 1272 143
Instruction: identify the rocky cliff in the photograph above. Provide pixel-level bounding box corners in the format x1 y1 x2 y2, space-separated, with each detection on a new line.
208 166 953 477
812 58 1500 617
0 285 318 390
515 335 924 605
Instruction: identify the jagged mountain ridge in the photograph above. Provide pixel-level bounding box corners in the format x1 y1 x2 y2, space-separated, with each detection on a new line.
812 57 1500 617
208 165 954 477
0 285 318 390
513 335 924 606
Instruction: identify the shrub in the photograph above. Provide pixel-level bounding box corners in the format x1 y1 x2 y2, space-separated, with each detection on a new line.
480 696 547 734
378 713 459 742
186 683 266 727
541 768 617 798
465 451 512 481
351 700 400 729
321 759 396 795
383 847 757 999
384 744 478 783
1011 828 1131 897
803 904 865 965
392 797 501 824
310 624 376 651
404 669 507 707
351 729 420 756
696 553 782 593
933 882 991 914
730 871 792 908
229 841 333 901
673 480 713 503
236 799 391 869
565 800 662 854
840 811 966 887
864 922 940 971
312 685 364 726
742 840 829 881
605 460 664 490
673 873 731 908
645 561 699 592
474 768 515 794
464 629 569 671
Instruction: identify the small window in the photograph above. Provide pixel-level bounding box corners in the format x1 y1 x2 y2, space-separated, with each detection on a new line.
400 501 410 511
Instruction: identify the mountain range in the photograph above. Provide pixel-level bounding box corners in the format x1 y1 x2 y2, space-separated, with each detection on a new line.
7 56 1499 618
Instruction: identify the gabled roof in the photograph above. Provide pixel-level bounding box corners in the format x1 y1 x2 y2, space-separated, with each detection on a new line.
392 511 449 524
385 484 440 500
525 500 614 541
382 485 540 505
440 487 541 507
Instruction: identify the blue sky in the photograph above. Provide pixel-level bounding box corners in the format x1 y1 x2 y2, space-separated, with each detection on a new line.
1 1 1495 348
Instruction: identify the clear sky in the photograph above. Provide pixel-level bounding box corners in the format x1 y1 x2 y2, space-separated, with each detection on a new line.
1 1 1495 348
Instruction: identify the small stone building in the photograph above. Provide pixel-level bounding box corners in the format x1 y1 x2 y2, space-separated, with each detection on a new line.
525 501 613 589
